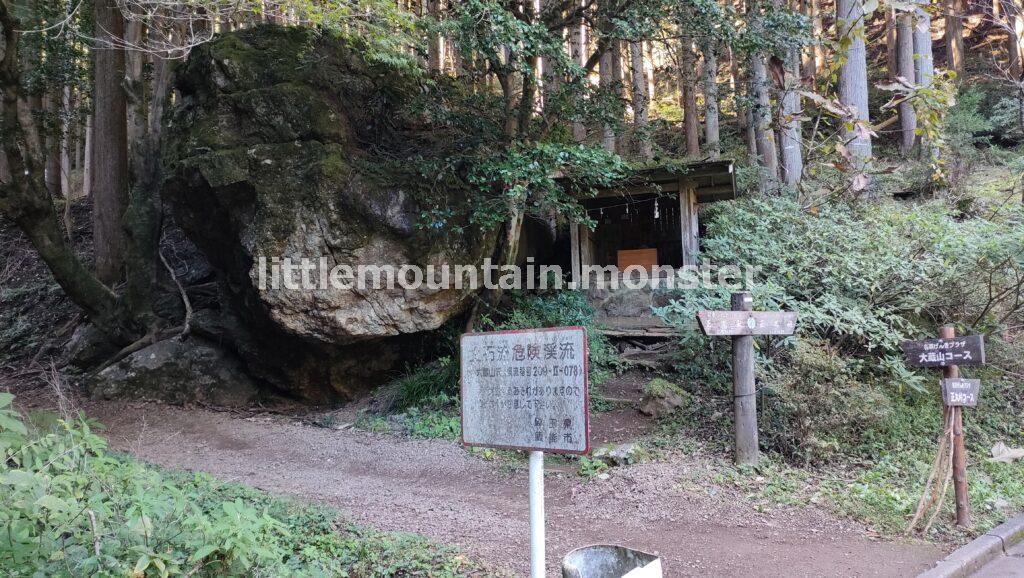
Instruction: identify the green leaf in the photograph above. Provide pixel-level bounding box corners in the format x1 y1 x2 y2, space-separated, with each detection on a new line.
35 495 69 512
0 412 27 435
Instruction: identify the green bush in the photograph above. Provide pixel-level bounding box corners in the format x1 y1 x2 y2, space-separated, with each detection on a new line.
654 195 1024 466
0 394 481 577
760 338 893 463
484 289 622 384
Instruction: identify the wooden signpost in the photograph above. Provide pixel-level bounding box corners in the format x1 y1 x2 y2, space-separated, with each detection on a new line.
697 292 797 466
901 326 985 529
461 326 589 578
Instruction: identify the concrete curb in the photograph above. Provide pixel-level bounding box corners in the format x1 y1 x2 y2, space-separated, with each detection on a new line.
917 513 1024 578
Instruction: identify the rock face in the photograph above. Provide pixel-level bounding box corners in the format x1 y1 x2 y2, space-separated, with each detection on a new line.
91 339 259 407
162 26 493 398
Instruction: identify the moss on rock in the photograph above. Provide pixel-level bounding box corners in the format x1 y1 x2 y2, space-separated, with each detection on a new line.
162 25 495 400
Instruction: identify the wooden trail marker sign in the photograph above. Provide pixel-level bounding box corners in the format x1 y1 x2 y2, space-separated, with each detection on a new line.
460 326 590 578
697 293 797 466
697 311 798 336
901 327 985 528
942 378 981 408
900 334 985 368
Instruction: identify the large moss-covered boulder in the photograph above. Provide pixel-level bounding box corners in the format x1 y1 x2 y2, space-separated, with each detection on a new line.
162 25 492 398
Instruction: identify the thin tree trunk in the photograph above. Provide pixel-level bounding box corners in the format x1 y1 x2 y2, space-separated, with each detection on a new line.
945 0 965 74
60 85 71 198
426 0 443 72
92 0 130 284
678 27 700 156
83 113 92 198
1003 0 1023 78
629 40 653 160
701 38 721 160
570 1 587 142
644 41 655 101
837 0 873 168
897 11 918 156
125 21 146 166
885 7 898 80
44 90 61 197
914 8 935 85
914 6 937 163
599 46 616 152
611 40 626 152
802 0 821 78
775 0 803 186
778 49 803 185
749 52 779 190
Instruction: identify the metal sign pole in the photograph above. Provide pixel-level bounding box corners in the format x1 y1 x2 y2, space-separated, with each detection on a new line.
529 450 545 578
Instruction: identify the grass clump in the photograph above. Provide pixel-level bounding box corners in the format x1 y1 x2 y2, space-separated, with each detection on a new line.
0 394 484 577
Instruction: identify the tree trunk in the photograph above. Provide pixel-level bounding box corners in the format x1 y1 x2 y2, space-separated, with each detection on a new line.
774 0 802 186
897 11 917 156
569 0 587 142
83 113 92 198
60 85 71 198
599 46 616 152
802 0 822 78
0 8 138 344
885 8 898 80
125 21 146 165
837 0 873 168
92 0 130 284
749 52 779 190
778 48 803 185
914 6 938 163
611 40 626 152
1003 0 1023 78
914 8 935 85
945 0 965 74
678 28 700 156
701 38 721 160
426 0 443 72
44 90 61 197
629 40 653 160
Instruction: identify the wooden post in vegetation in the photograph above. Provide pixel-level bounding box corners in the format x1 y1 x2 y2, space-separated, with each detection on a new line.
697 294 798 466
731 292 758 466
940 325 972 528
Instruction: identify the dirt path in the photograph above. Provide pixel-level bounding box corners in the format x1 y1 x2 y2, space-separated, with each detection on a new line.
85 401 941 577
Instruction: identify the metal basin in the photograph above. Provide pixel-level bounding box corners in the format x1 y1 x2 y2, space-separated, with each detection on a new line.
561 545 663 578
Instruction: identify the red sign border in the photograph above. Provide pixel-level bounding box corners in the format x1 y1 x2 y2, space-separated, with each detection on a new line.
460 325 590 456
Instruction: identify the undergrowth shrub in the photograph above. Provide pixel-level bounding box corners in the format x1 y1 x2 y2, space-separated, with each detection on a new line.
0 394 480 577
760 338 893 463
483 289 622 384
655 195 1024 464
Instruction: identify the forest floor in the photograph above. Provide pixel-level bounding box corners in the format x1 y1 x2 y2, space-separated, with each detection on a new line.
11 386 942 577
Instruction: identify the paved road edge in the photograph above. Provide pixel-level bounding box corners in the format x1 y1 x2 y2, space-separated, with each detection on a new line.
917 513 1024 578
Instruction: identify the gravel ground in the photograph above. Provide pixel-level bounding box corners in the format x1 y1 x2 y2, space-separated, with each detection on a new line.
76 400 942 577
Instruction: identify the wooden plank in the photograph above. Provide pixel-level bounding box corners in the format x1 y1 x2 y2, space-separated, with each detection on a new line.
678 184 699 267
941 378 981 407
900 334 985 367
579 224 592 269
696 310 797 336
616 248 658 271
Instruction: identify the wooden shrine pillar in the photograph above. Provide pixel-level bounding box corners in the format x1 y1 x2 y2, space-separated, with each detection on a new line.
679 181 699 267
